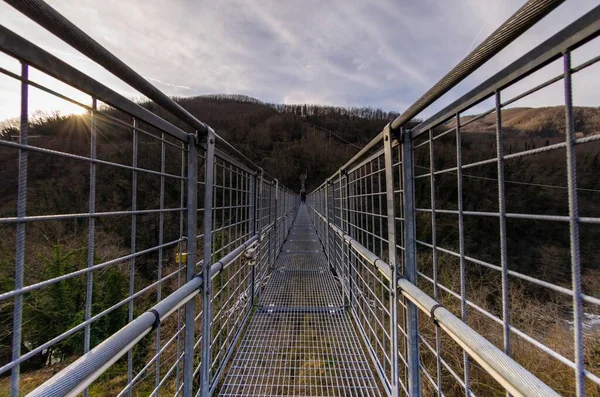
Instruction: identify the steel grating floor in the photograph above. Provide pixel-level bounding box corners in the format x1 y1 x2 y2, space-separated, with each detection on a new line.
218 205 383 396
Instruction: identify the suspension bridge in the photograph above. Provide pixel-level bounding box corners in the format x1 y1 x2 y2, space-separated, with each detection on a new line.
1 0 600 396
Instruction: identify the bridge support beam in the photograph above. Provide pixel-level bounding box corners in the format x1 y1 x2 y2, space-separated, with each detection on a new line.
384 125 421 396
383 126 400 396
401 128 421 396
249 170 257 306
200 128 216 397
340 169 353 307
183 133 198 397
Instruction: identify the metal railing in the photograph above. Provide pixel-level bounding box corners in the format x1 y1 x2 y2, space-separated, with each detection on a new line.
0 2 298 396
2 0 600 396
308 3 600 397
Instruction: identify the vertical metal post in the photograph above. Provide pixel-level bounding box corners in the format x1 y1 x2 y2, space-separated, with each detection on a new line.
564 52 584 397
11 62 28 397
83 97 97 397
267 182 273 268
183 134 198 397
456 114 470 396
399 127 423 396
274 179 279 260
383 126 400 396
249 172 257 306
127 117 138 397
341 169 353 307
324 181 330 264
156 132 166 389
331 178 337 271
429 129 443 396
495 92 511 367
176 141 186 391
200 129 216 397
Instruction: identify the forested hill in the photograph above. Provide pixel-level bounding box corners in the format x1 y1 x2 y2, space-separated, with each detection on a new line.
1 96 599 194
170 95 400 191
0 95 399 192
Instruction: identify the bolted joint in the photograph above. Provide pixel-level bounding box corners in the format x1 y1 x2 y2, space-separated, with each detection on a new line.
205 126 216 145
385 122 406 142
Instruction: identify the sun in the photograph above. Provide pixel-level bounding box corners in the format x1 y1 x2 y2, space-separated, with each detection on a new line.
57 101 90 117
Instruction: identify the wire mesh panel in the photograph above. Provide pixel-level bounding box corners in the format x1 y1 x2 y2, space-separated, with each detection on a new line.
406 26 600 397
203 153 254 392
0 48 194 396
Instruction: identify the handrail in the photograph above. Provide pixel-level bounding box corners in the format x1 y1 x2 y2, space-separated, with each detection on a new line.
412 4 600 138
388 0 564 132
27 276 202 397
26 235 260 397
4 0 210 136
318 0 564 188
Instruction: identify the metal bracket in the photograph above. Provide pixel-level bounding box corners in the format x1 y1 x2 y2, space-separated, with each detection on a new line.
430 303 444 327
244 241 258 267
149 309 161 331
386 122 407 143
191 130 200 145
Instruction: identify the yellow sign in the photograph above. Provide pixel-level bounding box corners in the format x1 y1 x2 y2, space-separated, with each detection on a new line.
175 252 187 264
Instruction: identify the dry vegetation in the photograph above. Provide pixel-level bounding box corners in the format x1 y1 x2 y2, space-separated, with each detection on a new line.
461 106 600 137
412 117 600 396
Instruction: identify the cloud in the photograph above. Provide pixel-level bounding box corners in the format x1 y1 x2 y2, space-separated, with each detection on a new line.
0 0 598 122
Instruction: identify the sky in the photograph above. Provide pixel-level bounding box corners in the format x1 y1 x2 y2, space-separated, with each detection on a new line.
0 0 599 122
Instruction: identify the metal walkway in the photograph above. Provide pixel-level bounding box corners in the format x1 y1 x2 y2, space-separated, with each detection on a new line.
218 205 382 396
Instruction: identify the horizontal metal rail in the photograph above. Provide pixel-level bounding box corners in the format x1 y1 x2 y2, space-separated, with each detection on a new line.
0 4 281 179
27 277 202 397
388 0 564 132
0 25 189 142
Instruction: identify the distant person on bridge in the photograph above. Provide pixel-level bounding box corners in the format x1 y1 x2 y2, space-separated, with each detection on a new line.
300 190 306 203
